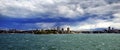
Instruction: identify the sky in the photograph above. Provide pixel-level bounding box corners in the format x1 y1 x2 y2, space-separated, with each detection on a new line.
0 0 120 30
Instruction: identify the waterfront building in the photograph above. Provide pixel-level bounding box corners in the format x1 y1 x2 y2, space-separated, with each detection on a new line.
61 28 64 34
67 27 70 33
61 28 64 31
67 27 70 31
57 26 60 31
108 27 111 31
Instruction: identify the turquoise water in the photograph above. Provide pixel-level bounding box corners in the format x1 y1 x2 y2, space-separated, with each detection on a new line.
0 34 120 50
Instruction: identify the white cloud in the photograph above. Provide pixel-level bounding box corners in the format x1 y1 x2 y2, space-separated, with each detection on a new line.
36 23 56 29
61 18 120 30
113 12 120 18
0 0 119 18
85 3 120 15
0 0 59 18
0 0 120 30
56 5 84 18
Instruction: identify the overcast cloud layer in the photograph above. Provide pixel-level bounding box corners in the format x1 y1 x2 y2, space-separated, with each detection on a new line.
0 0 120 30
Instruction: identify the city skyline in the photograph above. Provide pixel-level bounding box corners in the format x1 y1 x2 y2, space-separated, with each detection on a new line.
0 0 120 30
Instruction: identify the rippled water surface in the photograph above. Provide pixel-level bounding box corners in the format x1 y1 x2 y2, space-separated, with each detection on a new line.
0 33 120 50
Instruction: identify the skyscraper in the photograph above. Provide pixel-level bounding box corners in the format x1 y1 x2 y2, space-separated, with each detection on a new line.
57 26 60 31
108 27 111 31
67 27 70 33
61 28 64 31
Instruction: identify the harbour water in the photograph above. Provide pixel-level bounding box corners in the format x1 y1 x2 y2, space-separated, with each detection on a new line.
0 33 120 50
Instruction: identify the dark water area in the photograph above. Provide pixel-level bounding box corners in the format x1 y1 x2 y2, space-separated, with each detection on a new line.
0 33 120 50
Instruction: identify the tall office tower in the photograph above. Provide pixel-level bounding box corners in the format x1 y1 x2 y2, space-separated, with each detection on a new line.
67 27 70 32
61 28 64 31
108 27 111 31
112 27 114 30
57 26 60 31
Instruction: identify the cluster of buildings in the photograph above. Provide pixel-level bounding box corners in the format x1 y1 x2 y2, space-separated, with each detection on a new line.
81 27 120 33
0 27 71 34
34 27 71 34
0 27 120 34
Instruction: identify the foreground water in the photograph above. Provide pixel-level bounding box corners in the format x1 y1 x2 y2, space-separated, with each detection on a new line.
0 33 120 50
